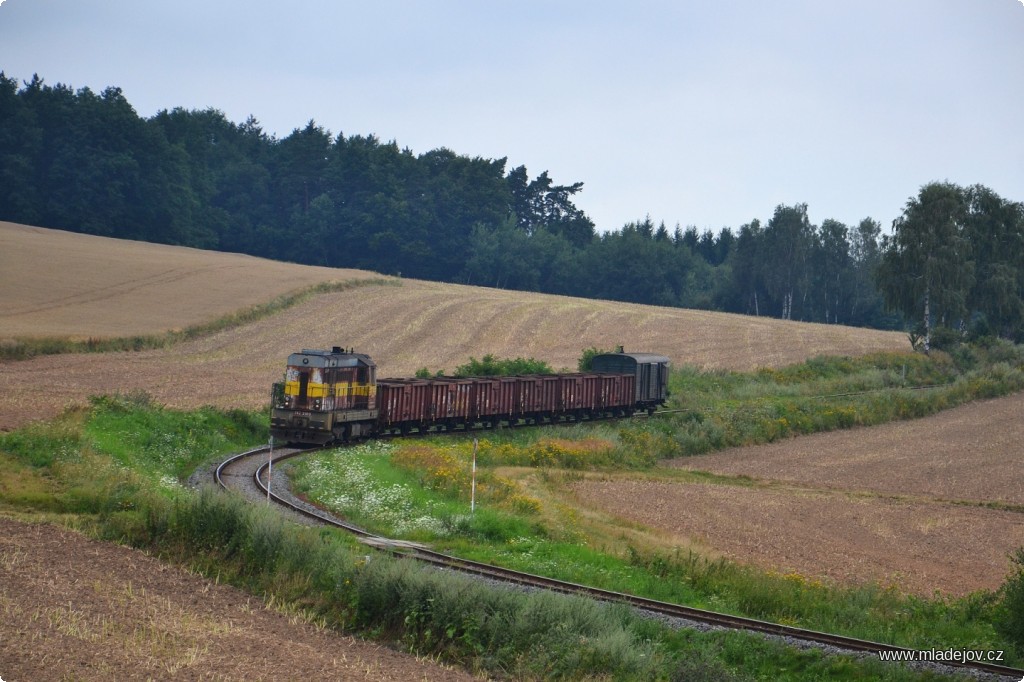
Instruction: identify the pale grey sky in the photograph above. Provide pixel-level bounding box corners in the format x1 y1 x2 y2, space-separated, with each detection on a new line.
1 0 1022 234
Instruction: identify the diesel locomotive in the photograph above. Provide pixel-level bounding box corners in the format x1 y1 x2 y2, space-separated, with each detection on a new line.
270 347 670 445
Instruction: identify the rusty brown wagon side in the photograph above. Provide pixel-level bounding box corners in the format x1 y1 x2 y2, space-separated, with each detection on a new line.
274 348 670 444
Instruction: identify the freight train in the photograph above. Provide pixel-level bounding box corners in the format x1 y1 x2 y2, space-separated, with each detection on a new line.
270 347 670 445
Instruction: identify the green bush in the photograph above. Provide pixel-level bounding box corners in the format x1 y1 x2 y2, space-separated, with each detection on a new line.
995 548 1024 655
577 345 616 371
171 487 248 554
454 354 553 376
353 559 663 678
929 325 966 351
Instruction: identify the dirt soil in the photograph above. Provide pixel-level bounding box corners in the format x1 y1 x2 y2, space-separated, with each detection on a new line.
669 393 1024 505
570 478 1024 596
569 392 1024 597
0 516 476 681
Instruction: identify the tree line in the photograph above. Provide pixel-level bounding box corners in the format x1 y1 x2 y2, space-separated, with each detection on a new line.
1 73 1022 341
878 182 1024 349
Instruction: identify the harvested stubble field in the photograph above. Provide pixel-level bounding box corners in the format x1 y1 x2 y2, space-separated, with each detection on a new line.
0 221 376 339
0 222 907 431
0 517 474 681
571 393 1024 597
571 474 1024 597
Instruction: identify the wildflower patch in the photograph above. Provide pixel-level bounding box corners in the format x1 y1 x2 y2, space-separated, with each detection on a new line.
294 444 446 537
474 437 622 469
392 442 542 514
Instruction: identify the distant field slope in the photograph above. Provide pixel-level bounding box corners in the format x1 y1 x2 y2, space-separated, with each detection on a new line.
0 222 908 429
257 280 909 375
0 221 375 338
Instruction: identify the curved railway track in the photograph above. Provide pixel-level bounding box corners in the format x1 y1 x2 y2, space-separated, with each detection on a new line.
215 444 1024 680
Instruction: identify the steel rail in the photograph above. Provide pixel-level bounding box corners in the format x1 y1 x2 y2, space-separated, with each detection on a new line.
216 445 1024 679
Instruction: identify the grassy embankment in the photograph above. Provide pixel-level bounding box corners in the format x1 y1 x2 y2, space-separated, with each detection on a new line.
0 395 730 679
3 343 1024 679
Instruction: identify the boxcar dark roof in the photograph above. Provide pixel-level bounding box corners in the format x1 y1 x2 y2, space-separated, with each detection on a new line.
592 352 670 365
627 353 670 364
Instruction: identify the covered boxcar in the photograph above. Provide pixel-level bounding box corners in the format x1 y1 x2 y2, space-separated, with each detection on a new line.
589 352 670 414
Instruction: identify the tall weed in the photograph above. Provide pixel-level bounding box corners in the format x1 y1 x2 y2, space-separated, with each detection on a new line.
662 350 1024 457
995 548 1024 656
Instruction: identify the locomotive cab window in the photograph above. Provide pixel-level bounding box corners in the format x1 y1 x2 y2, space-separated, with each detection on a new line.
284 366 311 407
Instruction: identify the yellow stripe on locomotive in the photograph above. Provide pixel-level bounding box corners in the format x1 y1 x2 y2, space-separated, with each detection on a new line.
271 347 381 445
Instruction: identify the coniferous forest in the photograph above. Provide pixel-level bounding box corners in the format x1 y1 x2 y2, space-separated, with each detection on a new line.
2 73 1022 342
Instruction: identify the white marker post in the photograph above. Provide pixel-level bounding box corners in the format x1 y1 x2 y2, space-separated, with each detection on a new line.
471 438 478 514
267 436 273 505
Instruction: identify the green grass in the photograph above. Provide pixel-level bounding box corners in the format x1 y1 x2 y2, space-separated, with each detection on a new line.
293 442 457 538
291 442 541 543
299 446 1011 663
85 392 265 485
3 343 1024 678
0 395 264 516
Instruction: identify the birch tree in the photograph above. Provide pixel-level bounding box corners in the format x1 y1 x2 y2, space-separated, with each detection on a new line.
763 204 814 320
876 182 972 351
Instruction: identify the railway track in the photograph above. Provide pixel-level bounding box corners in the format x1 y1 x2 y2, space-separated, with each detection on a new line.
215 444 1024 680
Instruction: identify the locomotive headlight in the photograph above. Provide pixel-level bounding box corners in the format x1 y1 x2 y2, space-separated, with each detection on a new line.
313 399 322 409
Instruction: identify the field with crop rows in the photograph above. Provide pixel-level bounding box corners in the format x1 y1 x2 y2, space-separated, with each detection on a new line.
0 222 908 430
0 222 377 339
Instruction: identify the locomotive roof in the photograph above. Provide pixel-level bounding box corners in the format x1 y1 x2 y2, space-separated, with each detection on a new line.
288 349 376 369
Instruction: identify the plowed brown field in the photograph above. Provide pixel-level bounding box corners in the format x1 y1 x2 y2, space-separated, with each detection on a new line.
0 517 474 681
671 393 1024 505
571 476 1024 596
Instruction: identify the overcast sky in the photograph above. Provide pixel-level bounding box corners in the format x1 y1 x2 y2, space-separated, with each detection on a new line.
2 0 1022 235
